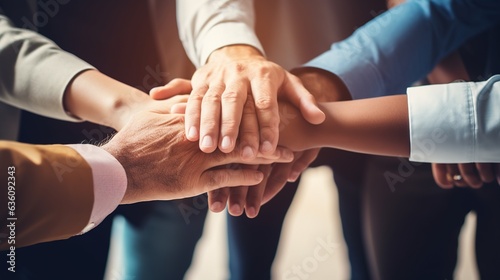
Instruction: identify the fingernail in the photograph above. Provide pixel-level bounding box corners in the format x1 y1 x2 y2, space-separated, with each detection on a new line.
201 135 213 148
261 141 273 153
255 171 264 181
230 204 241 216
221 136 232 150
211 201 222 212
149 87 158 94
188 126 198 139
246 207 256 218
288 171 300 182
283 149 294 161
242 146 255 159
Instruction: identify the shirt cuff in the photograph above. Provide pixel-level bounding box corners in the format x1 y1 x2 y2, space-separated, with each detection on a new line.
67 144 127 234
198 22 264 67
407 82 474 163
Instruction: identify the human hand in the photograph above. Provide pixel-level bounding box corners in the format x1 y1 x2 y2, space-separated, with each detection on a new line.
206 149 320 218
151 85 319 216
243 68 352 208
431 163 497 189
101 111 294 204
208 68 351 216
150 69 348 216
156 45 325 156
111 92 189 131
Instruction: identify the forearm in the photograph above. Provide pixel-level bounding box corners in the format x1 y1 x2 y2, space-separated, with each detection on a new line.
281 75 500 162
279 95 410 158
63 70 150 130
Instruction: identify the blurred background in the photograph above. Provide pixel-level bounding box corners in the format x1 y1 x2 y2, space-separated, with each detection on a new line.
107 166 479 280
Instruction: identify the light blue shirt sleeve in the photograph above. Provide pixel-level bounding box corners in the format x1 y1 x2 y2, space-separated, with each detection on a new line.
305 0 500 100
408 75 500 163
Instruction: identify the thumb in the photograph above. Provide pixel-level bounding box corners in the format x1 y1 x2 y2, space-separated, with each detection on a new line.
150 78 193 100
282 73 325 125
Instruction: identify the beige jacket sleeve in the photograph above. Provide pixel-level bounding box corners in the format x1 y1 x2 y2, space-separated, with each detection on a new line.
0 141 94 250
0 9 94 121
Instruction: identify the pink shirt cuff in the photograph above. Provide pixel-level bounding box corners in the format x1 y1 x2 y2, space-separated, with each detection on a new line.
67 144 127 234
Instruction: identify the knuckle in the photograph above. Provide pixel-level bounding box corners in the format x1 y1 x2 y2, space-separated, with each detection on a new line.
243 99 257 114
221 119 240 132
254 96 275 111
262 117 280 130
201 119 219 130
221 90 241 104
209 83 226 93
190 86 208 100
233 62 246 73
203 93 222 104
208 171 229 187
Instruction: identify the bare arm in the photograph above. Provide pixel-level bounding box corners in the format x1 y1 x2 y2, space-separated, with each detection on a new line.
278 95 410 158
63 69 187 131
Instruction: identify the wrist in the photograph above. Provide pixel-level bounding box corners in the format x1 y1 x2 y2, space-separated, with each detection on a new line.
101 141 135 204
207 44 265 63
64 70 149 130
292 67 352 102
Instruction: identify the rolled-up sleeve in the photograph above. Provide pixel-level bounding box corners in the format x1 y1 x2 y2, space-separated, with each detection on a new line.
408 75 500 163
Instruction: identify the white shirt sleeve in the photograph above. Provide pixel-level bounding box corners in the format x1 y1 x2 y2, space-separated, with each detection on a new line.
67 144 127 234
408 75 500 163
176 0 263 68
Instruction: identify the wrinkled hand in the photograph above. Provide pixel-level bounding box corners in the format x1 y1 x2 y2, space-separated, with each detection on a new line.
153 45 324 156
432 163 498 189
152 82 321 217
102 111 294 204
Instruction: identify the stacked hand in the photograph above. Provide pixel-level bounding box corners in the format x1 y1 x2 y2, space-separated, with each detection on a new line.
150 63 351 217
150 44 327 217
102 111 294 204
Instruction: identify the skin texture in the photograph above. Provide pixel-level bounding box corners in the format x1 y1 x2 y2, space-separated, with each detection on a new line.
101 111 294 204
151 67 349 217
153 44 328 217
64 69 189 131
151 66 500 212
184 45 325 155
64 69 296 205
151 74 408 215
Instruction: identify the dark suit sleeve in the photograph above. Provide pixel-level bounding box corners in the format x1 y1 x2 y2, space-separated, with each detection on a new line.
0 141 94 250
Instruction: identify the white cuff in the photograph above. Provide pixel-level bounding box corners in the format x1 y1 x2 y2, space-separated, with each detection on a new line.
67 144 127 233
408 75 500 163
